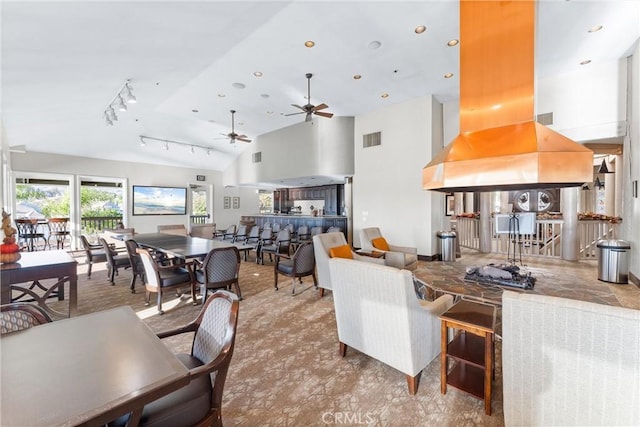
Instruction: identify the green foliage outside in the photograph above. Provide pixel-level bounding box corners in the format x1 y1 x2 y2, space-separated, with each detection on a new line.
192 190 207 215
16 184 122 218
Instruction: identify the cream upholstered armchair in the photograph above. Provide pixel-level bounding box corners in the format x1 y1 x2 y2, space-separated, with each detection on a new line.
359 227 418 271
313 232 385 297
328 257 454 394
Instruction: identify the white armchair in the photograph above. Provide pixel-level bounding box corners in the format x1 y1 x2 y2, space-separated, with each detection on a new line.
313 232 384 297
359 227 418 271
328 257 454 394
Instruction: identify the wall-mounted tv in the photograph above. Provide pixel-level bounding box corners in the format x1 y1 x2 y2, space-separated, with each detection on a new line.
132 185 187 215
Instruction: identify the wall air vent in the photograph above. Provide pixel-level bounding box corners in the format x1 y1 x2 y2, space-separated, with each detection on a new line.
252 152 262 163
535 112 553 126
363 131 382 148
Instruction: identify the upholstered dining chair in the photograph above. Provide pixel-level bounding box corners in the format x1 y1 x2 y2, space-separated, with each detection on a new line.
274 241 317 295
124 239 145 293
215 225 237 241
157 224 188 236
194 246 242 302
137 248 195 314
251 227 273 264
359 227 418 271
189 223 216 239
47 217 71 249
1 303 52 335
260 229 291 265
80 235 107 279
232 224 248 243
108 290 239 427
100 237 132 285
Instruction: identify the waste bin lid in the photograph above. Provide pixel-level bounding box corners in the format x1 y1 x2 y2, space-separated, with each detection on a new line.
437 231 457 238
596 239 631 249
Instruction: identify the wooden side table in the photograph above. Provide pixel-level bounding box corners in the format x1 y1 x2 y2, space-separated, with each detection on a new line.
440 299 496 415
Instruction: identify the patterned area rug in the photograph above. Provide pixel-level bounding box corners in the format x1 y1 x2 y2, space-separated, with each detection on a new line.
40 251 505 426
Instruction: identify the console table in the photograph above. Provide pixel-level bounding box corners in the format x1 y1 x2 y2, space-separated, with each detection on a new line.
0 250 78 318
440 300 496 415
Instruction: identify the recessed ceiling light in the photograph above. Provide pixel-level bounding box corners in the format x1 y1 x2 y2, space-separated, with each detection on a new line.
253 71 263 77
266 111 273 115
447 39 459 47
368 40 382 50
353 74 362 80
260 94 270 98
232 82 246 89
381 93 389 98
444 73 454 78
588 25 603 33
580 59 592 65
218 93 226 98
415 25 426 34
304 40 315 48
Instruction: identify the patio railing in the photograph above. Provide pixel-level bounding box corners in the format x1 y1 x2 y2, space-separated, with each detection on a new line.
454 216 620 260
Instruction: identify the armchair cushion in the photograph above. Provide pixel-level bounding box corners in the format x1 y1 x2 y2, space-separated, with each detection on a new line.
329 244 353 259
371 237 390 251
158 267 191 288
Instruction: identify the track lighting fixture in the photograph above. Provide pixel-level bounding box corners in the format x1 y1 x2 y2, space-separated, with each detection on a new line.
102 79 136 125
139 135 216 156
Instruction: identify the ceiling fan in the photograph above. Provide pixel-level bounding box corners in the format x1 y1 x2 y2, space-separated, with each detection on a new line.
285 73 334 122
219 110 251 144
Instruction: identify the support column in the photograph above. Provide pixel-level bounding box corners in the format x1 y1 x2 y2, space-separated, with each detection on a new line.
614 155 622 217
454 192 464 216
561 187 579 261
604 172 615 216
465 192 474 213
479 192 492 253
500 191 510 213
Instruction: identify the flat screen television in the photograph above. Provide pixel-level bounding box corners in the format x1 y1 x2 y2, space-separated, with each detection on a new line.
132 185 187 215
494 212 536 235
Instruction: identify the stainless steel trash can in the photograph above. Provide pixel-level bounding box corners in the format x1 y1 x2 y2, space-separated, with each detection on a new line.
437 231 457 262
596 239 630 284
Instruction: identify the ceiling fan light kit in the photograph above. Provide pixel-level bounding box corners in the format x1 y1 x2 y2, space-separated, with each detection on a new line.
285 73 334 122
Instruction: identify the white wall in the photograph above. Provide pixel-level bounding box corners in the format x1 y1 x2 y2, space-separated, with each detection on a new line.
353 95 439 257
9 152 259 233
537 58 627 141
224 116 354 187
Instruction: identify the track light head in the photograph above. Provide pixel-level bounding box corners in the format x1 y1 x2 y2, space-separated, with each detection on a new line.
123 84 137 103
104 113 113 126
106 106 117 121
117 95 127 112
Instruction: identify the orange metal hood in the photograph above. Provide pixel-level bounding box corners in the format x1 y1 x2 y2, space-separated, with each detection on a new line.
423 0 593 192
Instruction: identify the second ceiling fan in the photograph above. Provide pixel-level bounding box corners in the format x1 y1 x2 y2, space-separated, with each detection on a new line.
285 73 334 122
220 109 251 144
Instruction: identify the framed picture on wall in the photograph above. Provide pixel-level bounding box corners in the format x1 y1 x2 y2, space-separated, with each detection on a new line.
445 194 455 216
224 196 231 209
232 196 240 209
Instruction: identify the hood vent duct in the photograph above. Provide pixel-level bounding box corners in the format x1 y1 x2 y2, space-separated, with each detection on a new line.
423 0 593 193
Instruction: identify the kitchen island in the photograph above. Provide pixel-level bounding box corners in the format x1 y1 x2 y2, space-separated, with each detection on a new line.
241 214 347 234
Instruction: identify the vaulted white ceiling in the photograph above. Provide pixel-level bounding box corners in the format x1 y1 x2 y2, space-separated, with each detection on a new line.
2 1 639 177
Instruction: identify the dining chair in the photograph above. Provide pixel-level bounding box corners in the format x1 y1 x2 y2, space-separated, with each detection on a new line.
232 224 248 243
15 218 47 252
100 237 132 285
1 303 53 335
251 227 273 264
260 229 291 265
194 246 242 302
47 217 71 249
108 290 239 427
137 248 195 314
310 226 323 237
80 235 107 279
124 239 145 293
274 241 317 295
214 224 236 241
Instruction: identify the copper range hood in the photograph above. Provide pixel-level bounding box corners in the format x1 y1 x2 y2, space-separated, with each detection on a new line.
422 0 593 193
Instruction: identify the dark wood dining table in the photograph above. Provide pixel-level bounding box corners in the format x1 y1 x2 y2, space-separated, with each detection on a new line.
130 232 253 259
0 250 77 318
0 306 190 426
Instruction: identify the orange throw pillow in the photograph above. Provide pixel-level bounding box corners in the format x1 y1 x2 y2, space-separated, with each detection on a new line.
329 245 353 259
371 237 390 251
